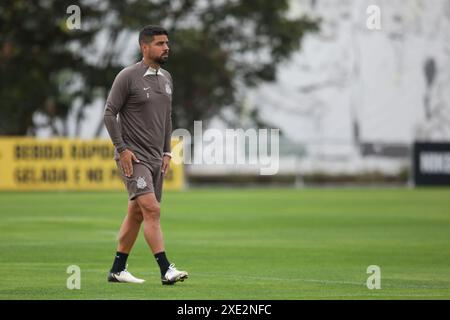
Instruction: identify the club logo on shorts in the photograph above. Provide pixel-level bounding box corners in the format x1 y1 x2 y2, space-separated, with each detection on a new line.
136 176 147 189
165 83 172 95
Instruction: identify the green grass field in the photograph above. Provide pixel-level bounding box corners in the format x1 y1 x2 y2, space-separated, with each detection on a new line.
0 188 449 300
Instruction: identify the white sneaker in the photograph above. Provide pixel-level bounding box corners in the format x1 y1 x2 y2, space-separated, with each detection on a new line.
161 263 188 285
108 266 145 284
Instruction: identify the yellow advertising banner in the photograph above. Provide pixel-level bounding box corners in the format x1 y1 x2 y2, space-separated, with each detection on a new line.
0 137 184 191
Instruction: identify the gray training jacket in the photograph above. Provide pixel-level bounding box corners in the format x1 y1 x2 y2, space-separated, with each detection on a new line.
104 60 173 165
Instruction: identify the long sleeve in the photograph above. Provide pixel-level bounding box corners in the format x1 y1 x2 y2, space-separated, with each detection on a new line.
163 105 172 153
163 72 173 154
104 70 129 153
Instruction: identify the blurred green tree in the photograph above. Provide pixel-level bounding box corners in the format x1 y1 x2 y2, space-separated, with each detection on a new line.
0 0 108 135
0 0 318 136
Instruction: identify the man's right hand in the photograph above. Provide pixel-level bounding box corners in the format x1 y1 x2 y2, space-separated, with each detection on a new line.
119 149 140 177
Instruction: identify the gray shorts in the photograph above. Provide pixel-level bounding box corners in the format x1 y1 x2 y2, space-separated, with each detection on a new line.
116 161 164 202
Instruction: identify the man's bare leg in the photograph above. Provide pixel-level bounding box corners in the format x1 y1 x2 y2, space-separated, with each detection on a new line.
108 200 145 283
135 192 188 284
135 192 165 254
117 200 144 253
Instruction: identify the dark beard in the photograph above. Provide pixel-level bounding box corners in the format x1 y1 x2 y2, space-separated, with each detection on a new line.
155 55 168 65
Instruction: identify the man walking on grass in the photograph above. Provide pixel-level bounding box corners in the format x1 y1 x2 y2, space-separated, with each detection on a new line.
104 25 188 285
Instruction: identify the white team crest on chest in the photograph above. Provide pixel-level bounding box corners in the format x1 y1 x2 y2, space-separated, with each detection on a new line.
165 83 172 95
136 177 147 189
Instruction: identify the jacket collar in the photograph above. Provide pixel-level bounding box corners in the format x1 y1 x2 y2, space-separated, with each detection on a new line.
141 60 165 78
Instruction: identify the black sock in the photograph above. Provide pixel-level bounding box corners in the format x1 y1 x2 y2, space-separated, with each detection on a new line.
110 251 128 273
154 251 171 276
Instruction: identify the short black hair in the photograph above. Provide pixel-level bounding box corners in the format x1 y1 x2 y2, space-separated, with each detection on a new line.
138 25 168 46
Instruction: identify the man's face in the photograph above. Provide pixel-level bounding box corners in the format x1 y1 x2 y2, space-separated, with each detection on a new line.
141 34 170 65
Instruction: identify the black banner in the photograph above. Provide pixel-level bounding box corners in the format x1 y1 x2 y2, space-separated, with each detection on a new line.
413 142 450 186
0 300 443 318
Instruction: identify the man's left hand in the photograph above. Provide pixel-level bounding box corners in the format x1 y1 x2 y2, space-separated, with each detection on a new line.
162 155 171 176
